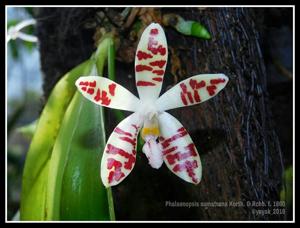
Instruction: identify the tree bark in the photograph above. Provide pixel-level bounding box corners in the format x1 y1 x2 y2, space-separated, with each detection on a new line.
35 7 292 220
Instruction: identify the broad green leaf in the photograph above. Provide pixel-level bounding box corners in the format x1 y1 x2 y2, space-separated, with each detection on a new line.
47 92 109 220
20 160 49 220
46 37 113 220
21 36 116 221
20 59 94 220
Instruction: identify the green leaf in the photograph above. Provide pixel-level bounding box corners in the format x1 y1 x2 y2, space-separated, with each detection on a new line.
280 166 293 209
21 36 116 221
45 37 114 220
47 92 110 220
20 59 94 220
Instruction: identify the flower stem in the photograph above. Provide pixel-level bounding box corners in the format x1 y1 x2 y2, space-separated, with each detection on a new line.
106 187 116 220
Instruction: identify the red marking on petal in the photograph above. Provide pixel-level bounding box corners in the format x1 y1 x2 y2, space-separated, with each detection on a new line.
166 144 198 165
210 78 226 85
149 60 166 68
180 92 188 105
94 89 100 101
152 77 163 82
177 127 185 132
150 28 159 35
109 83 116 96
101 90 111 105
180 80 206 105
106 144 136 170
79 81 89 86
187 91 194 103
119 137 136 146
131 124 139 131
87 88 94 95
136 81 156 86
190 79 206 89
135 64 153 72
137 50 153 60
81 87 87 91
89 81 96 87
148 37 166 55
207 85 217 96
194 90 201 102
94 89 111 105
107 158 121 169
107 158 125 184
114 127 132 137
114 127 133 137
172 160 199 183
160 127 188 149
189 79 197 89
180 83 187 93
162 146 178 156
148 45 166 55
152 70 164 75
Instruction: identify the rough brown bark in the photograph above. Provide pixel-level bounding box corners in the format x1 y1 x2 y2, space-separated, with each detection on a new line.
35 7 292 220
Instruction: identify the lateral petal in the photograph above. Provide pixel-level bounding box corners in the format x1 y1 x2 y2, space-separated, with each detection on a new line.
76 76 141 112
156 74 228 111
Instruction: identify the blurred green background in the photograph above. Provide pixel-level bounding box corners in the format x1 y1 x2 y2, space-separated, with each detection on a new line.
7 7 42 220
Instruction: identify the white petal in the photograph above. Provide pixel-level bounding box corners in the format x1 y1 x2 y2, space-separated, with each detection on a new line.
157 112 202 184
76 76 141 112
135 23 168 102
101 112 143 187
156 74 228 111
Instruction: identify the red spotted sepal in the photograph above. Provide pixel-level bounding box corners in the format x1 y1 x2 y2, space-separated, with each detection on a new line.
100 113 143 187
135 23 168 102
158 112 202 184
156 74 228 111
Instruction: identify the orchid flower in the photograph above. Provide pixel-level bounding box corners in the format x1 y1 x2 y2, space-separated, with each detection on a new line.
75 23 228 187
7 19 38 43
